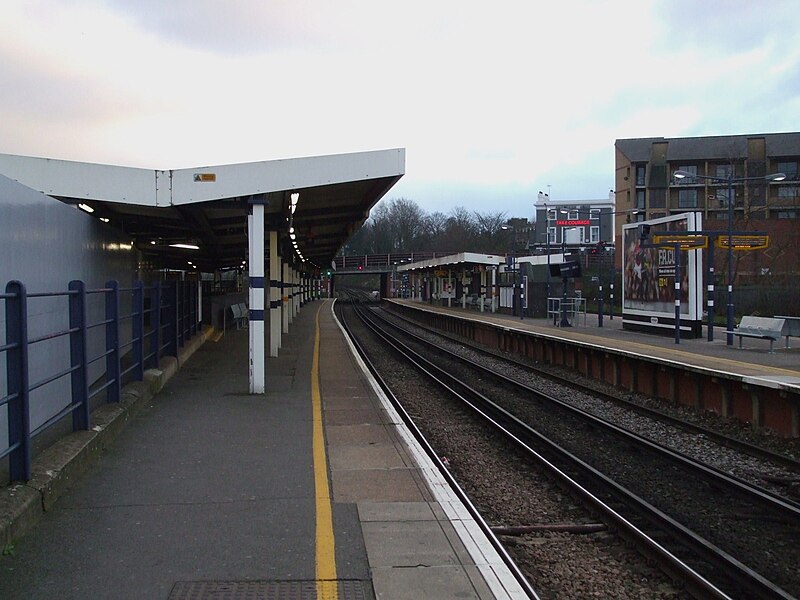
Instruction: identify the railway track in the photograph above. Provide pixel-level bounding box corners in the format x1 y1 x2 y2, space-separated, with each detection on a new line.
381 302 800 475
337 297 800 600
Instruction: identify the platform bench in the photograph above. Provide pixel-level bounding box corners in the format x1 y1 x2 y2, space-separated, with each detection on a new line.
726 316 786 353
774 315 800 349
229 303 249 329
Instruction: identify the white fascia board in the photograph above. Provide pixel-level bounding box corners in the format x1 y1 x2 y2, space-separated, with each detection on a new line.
170 148 406 205
0 153 158 205
397 252 504 272
0 148 405 208
518 255 563 266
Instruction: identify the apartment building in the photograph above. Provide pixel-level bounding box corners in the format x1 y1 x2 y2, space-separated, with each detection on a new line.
614 132 800 278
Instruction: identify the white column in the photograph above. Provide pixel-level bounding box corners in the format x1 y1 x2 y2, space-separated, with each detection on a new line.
269 230 280 357
282 261 290 333
447 270 452 307
462 270 467 309
491 267 497 313
290 267 297 319
480 268 486 313
248 204 266 394
292 269 300 317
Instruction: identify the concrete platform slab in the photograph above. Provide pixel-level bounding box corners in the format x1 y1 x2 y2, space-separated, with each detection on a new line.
329 444 407 470
371 565 488 600
332 469 430 503
326 424 396 446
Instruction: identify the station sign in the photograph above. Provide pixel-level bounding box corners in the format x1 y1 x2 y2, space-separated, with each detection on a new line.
651 234 708 249
716 235 769 250
556 219 590 226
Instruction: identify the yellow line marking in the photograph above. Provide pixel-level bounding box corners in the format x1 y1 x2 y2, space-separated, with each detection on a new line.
312 304 338 598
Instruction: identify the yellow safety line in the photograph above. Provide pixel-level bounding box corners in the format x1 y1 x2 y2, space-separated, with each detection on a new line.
312 304 338 599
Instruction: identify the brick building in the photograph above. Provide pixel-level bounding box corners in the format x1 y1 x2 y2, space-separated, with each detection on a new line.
614 132 800 282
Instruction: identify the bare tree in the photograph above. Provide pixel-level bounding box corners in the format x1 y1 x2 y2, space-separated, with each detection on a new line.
473 211 509 253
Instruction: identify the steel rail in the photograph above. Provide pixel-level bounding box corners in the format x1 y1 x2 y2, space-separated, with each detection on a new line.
383 306 800 472
351 303 794 600
374 307 800 513
335 299 542 600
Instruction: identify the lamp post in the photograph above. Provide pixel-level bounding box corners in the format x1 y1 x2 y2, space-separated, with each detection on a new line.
538 192 551 303
673 169 786 345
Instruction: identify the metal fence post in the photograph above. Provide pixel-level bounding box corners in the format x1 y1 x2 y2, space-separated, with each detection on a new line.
183 281 191 342
132 280 144 381
190 280 198 337
177 281 185 348
151 281 161 368
68 280 90 430
5 281 31 482
170 281 179 357
105 280 121 403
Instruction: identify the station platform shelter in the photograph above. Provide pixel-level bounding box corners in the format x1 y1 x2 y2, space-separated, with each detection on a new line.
397 251 567 317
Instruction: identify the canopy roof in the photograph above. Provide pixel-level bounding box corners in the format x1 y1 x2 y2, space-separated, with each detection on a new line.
0 149 405 271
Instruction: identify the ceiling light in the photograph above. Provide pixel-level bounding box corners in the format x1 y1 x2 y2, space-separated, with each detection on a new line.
99 217 110 223
151 240 157 245
169 243 200 250
290 233 296 240
78 203 94 213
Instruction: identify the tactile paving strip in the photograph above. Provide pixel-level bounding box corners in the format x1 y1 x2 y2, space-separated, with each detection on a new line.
169 580 372 600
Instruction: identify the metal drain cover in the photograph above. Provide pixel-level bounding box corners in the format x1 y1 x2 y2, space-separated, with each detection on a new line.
169 580 372 600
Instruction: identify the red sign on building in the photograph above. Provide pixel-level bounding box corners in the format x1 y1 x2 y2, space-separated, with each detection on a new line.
556 219 590 226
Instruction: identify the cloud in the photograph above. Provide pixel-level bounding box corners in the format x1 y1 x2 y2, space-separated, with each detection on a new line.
1 0 798 218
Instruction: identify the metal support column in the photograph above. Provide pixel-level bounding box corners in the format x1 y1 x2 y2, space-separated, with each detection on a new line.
269 230 281 357
248 203 266 394
282 262 290 333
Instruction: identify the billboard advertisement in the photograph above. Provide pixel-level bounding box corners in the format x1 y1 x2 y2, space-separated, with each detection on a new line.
622 212 703 336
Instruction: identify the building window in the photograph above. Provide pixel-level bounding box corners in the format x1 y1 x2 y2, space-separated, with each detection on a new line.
568 210 579 220
676 165 697 184
749 183 766 206
547 226 556 244
635 165 646 186
678 189 697 208
590 226 600 243
776 210 798 218
715 164 733 180
635 190 645 208
714 187 731 208
650 189 666 208
651 212 666 219
590 209 600 220
776 161 798 181
778 186 798 201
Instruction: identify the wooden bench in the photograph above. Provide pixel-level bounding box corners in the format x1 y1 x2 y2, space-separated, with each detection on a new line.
726 316 786 353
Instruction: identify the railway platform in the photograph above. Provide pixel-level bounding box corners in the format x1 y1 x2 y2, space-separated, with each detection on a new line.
386 299 800 437
0 299 526 600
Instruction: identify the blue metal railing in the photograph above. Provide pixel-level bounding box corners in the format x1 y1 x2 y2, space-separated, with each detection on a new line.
1 279 201 483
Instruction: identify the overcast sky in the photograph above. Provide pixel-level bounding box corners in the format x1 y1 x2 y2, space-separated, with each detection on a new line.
2 0 798 220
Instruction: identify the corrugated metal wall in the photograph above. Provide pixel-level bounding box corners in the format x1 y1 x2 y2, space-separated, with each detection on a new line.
1 175 139 448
